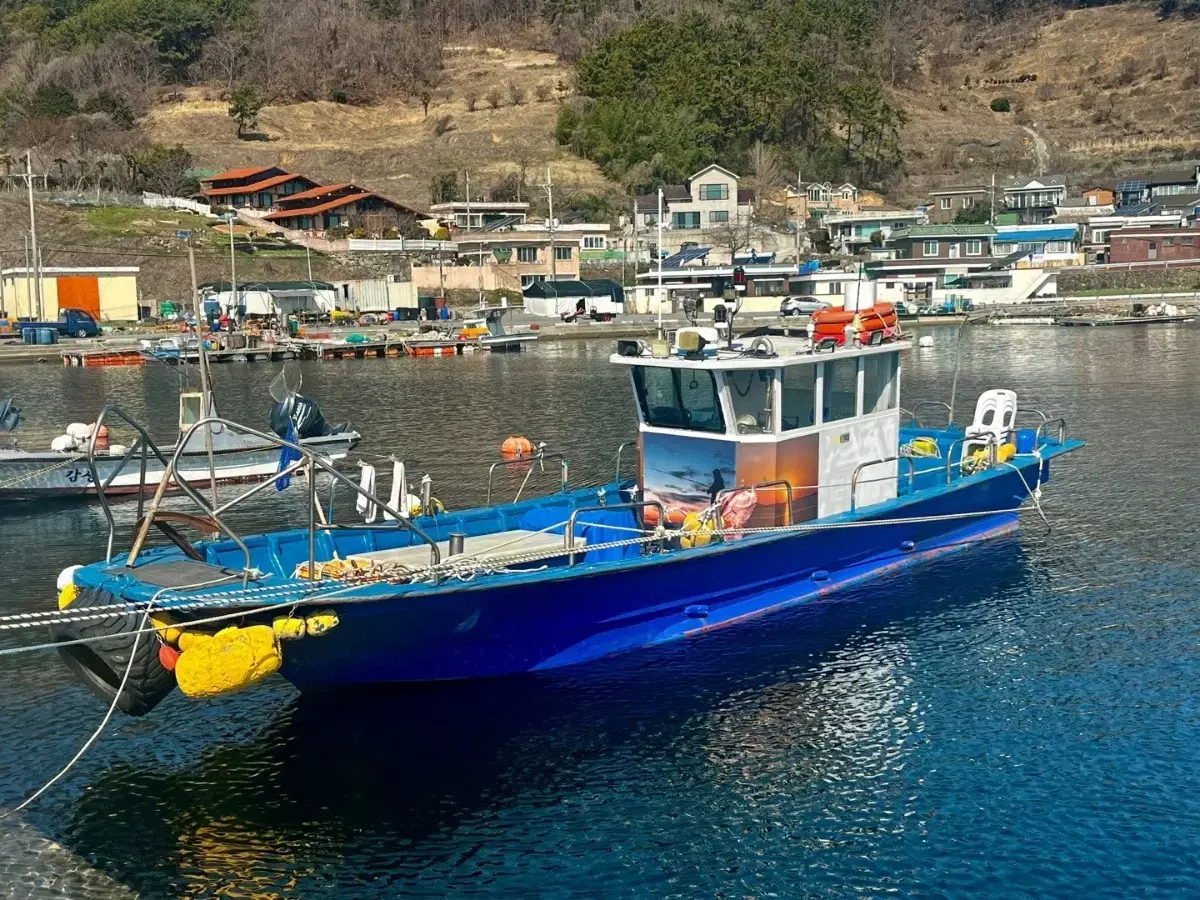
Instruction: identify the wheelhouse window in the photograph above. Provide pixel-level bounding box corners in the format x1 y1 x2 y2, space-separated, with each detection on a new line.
632 366 725 433
862 352 898 414
726 369 774 434
781 364 818 430
822 358 858 422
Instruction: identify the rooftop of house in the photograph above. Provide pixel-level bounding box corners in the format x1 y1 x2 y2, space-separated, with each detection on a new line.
202 172 312 197
429 200 531 212
993 224 1081 241
264 193 375 220
1109 225 1200 237
1001 175 1068 191
204 165 278 183
1155 192 1200 209
889 224 997 239
929 185 989 195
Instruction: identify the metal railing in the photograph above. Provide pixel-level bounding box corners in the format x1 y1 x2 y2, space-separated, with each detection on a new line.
485 450 569 506
86 405 441 584
904 400 954 429
614 441 639 483
944 435 1000 483
850 457 916 511
716 479 796 526
1035 417 1067 445
565 500 664 566
87 406 180 564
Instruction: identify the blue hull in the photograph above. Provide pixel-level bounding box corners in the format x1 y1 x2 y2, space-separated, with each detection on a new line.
277 459 1045 689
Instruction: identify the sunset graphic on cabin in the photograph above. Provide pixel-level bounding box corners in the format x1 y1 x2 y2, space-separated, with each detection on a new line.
641 433 736 526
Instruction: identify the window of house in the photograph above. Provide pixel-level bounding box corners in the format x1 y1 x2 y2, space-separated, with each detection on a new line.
632 367 725 433
582 236 605 250
862 353 898 415
673 212 701 230
644 215 658 226
517 246 538 263
828 282 842 294
966 239 983 256
781 364 818 430
1046 241 1067 253
756 279 784 295
727 369 775 434
808 187 824 202
555 246 573 260
699 184 729 201
939 198 951 210
963 197 974 208
822 358 858 422
885 282 896 289
1182 237 1195 246
1166 238 1176 247
923 240 939 255
709 210 729 224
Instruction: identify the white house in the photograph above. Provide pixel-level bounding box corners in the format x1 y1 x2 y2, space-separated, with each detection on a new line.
992 224 1083 267
823 209 927 254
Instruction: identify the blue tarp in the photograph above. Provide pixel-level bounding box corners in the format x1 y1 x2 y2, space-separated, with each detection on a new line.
518 506 642 563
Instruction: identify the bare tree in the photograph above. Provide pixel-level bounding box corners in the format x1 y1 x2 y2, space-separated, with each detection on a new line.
746 141 783 215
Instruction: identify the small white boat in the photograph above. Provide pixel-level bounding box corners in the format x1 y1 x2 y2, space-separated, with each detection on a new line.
0 381 358 503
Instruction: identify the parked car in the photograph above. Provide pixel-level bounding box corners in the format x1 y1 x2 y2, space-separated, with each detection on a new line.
779 295 830 316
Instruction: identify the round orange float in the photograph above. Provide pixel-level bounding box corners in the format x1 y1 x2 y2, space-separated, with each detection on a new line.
501 436 535 459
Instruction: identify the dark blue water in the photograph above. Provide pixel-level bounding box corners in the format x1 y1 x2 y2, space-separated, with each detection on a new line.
0 326 1196 897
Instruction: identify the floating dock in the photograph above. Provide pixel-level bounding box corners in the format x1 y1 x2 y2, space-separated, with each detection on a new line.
1057 314 1196 327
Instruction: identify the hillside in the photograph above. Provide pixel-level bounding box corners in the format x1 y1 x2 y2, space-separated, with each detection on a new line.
896 4 1200 192
132 5 1200 210
144 48 610 213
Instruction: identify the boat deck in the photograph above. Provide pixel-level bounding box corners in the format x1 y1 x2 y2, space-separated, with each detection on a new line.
347 529 585 568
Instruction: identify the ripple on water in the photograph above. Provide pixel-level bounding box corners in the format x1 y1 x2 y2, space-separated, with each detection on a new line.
0 328 1198 896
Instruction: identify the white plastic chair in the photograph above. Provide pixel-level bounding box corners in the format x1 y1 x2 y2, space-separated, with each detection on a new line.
963 389 1017 458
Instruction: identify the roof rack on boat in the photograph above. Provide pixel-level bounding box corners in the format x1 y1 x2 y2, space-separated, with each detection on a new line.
86 406 441 584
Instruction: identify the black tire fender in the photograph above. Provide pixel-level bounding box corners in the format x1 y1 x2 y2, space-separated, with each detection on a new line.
50 588 176 717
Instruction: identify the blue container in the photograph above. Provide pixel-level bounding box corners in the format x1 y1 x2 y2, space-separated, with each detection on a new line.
21 328 36 345
1016 428 1036 454
37 328 56 345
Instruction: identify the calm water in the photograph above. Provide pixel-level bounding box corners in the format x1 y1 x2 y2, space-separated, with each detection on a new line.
0 327 1197 897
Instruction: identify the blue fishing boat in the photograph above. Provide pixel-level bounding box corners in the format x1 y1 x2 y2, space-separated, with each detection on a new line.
49 325 1080 716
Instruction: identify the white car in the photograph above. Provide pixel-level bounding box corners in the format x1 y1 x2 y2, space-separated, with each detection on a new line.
779 295 830 316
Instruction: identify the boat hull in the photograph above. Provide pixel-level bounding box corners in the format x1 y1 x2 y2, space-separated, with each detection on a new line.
278 459 1043 690
0 433 357 502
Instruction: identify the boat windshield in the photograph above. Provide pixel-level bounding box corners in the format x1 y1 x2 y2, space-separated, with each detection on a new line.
726 369 774 434
632 366 725 433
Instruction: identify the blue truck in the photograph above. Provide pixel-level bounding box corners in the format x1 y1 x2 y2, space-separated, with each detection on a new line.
18 308 101 339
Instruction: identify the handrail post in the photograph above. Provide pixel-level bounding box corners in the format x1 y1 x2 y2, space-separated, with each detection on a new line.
307 460 317 581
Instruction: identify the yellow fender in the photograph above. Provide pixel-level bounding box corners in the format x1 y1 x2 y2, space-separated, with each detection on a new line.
150 614 183 646
273 616 307 640
57 583 78 610
680 511 720 550
175 625 282 699
304 611 339 636
997 442 1017 463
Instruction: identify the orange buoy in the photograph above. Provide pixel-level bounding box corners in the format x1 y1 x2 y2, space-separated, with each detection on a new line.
87 423 109 450
501 436 535 459
812 308 855 326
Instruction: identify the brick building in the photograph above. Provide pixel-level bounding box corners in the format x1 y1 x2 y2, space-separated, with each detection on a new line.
1109 227 1200 265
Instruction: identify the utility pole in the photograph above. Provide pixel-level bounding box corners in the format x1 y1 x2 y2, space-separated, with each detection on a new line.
23 234 31 320
631 196 639 279
543 165 557 282
990 173 996 226
25 152 42 321
656 187 664 336
305 244 313 284
795 169 803 261
227 212 238 316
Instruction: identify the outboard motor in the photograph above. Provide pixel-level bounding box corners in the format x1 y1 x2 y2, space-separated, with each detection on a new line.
268 366 350 440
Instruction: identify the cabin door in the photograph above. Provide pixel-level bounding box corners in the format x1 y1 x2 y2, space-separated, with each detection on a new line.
56 276 101 318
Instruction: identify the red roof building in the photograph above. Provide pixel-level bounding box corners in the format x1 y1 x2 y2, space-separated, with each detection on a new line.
264 183 424 233
198 166 319 210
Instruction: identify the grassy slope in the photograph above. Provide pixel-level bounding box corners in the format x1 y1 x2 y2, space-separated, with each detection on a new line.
145 48 609 213
897 4 1200 193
